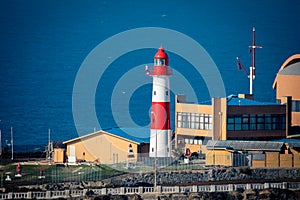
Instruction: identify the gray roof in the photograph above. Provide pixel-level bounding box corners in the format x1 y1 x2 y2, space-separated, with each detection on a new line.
206 140 284 151
279 62 300 75
273 138 300 148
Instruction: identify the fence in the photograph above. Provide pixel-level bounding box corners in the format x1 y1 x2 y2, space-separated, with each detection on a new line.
0 164 105 187
111 156 206 172
0 182 299 199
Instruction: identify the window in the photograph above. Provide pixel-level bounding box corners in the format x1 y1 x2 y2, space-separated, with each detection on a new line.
154 58 165 66
227 114 286 131
154 91 156 95
166 91 168 96
177 112 212 130
292 100 300 112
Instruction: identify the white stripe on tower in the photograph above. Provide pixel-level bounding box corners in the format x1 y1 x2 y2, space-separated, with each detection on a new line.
146 47 172 158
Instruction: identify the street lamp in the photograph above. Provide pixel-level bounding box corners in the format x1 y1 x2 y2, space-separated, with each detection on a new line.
151 111 157 190
219 112 222 140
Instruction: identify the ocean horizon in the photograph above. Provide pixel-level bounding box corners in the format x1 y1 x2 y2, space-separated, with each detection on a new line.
0 0 299 151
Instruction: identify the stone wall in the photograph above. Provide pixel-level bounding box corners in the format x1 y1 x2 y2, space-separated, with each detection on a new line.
104 167 300 187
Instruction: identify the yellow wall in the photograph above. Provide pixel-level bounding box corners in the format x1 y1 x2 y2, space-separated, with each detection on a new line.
294 154 300 167
280 154 293 167
205 151 299 168
212 98 227 140
175 102 212 150
65 131 139 164
252 160 265 168
176 103 212 138
53 148 65 163
265 153 279 167
185 144 203 154
205 149 233 166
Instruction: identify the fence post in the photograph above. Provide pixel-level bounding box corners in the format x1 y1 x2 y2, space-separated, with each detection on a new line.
174 186 179 193
65 190 70 198
246 183 252 190
264 182 270 189
192 185 198 192
210 185 216 192
8 192 13 199
228 184 234 191
101 188 107 195
138 186 143 194
46 191 51 199
83 189 88 196
156 186 162 193
120 187 125 195
283 182 288 189
27 191 32 199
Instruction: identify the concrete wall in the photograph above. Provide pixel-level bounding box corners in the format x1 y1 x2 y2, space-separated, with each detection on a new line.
212 98 227 140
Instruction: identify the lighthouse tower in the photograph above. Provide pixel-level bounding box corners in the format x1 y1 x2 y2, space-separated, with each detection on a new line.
146 47 172 157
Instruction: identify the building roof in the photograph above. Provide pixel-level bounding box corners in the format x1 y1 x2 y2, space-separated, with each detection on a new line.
206 140 284 151
273 138 300 148
63 127 150 145
227 95 278 106
278 62 300 75
104 127 150 143
273 54 300 89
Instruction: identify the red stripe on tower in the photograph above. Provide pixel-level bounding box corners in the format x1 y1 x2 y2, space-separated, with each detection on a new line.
146 47 172 158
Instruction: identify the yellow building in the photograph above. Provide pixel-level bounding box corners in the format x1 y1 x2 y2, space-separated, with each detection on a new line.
273 54 300 135
175 94 290 155
205 140 284 167
205 139 300 167
63 128 149 164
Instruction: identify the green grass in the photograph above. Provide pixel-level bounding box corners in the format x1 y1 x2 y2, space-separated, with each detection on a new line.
0 163 126 187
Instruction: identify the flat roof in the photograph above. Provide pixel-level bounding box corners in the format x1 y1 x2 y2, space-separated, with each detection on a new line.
227 96 279 106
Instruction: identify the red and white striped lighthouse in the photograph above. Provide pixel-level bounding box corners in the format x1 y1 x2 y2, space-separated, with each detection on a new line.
146 47 172 157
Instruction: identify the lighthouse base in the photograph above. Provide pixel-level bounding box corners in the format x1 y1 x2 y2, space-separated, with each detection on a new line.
149 129 172 158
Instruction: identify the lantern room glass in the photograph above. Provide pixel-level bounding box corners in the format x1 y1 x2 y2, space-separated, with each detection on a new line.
154 58 165 66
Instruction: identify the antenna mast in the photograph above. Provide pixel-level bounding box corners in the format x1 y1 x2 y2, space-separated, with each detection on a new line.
237 27 262 95
46 128 53 162
249 27 262 95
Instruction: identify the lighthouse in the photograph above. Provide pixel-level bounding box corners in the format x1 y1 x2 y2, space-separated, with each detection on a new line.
146 47 172 157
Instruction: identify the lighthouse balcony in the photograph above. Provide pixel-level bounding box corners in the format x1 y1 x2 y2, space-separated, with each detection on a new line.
146 66 173 76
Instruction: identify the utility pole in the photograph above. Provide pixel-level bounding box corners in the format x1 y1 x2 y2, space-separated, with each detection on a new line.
11 127 13 161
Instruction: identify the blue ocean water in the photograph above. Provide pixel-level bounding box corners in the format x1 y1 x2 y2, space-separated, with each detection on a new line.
0 0 299 151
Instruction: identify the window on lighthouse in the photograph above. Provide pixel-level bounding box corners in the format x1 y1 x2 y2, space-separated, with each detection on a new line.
154 59 165 66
